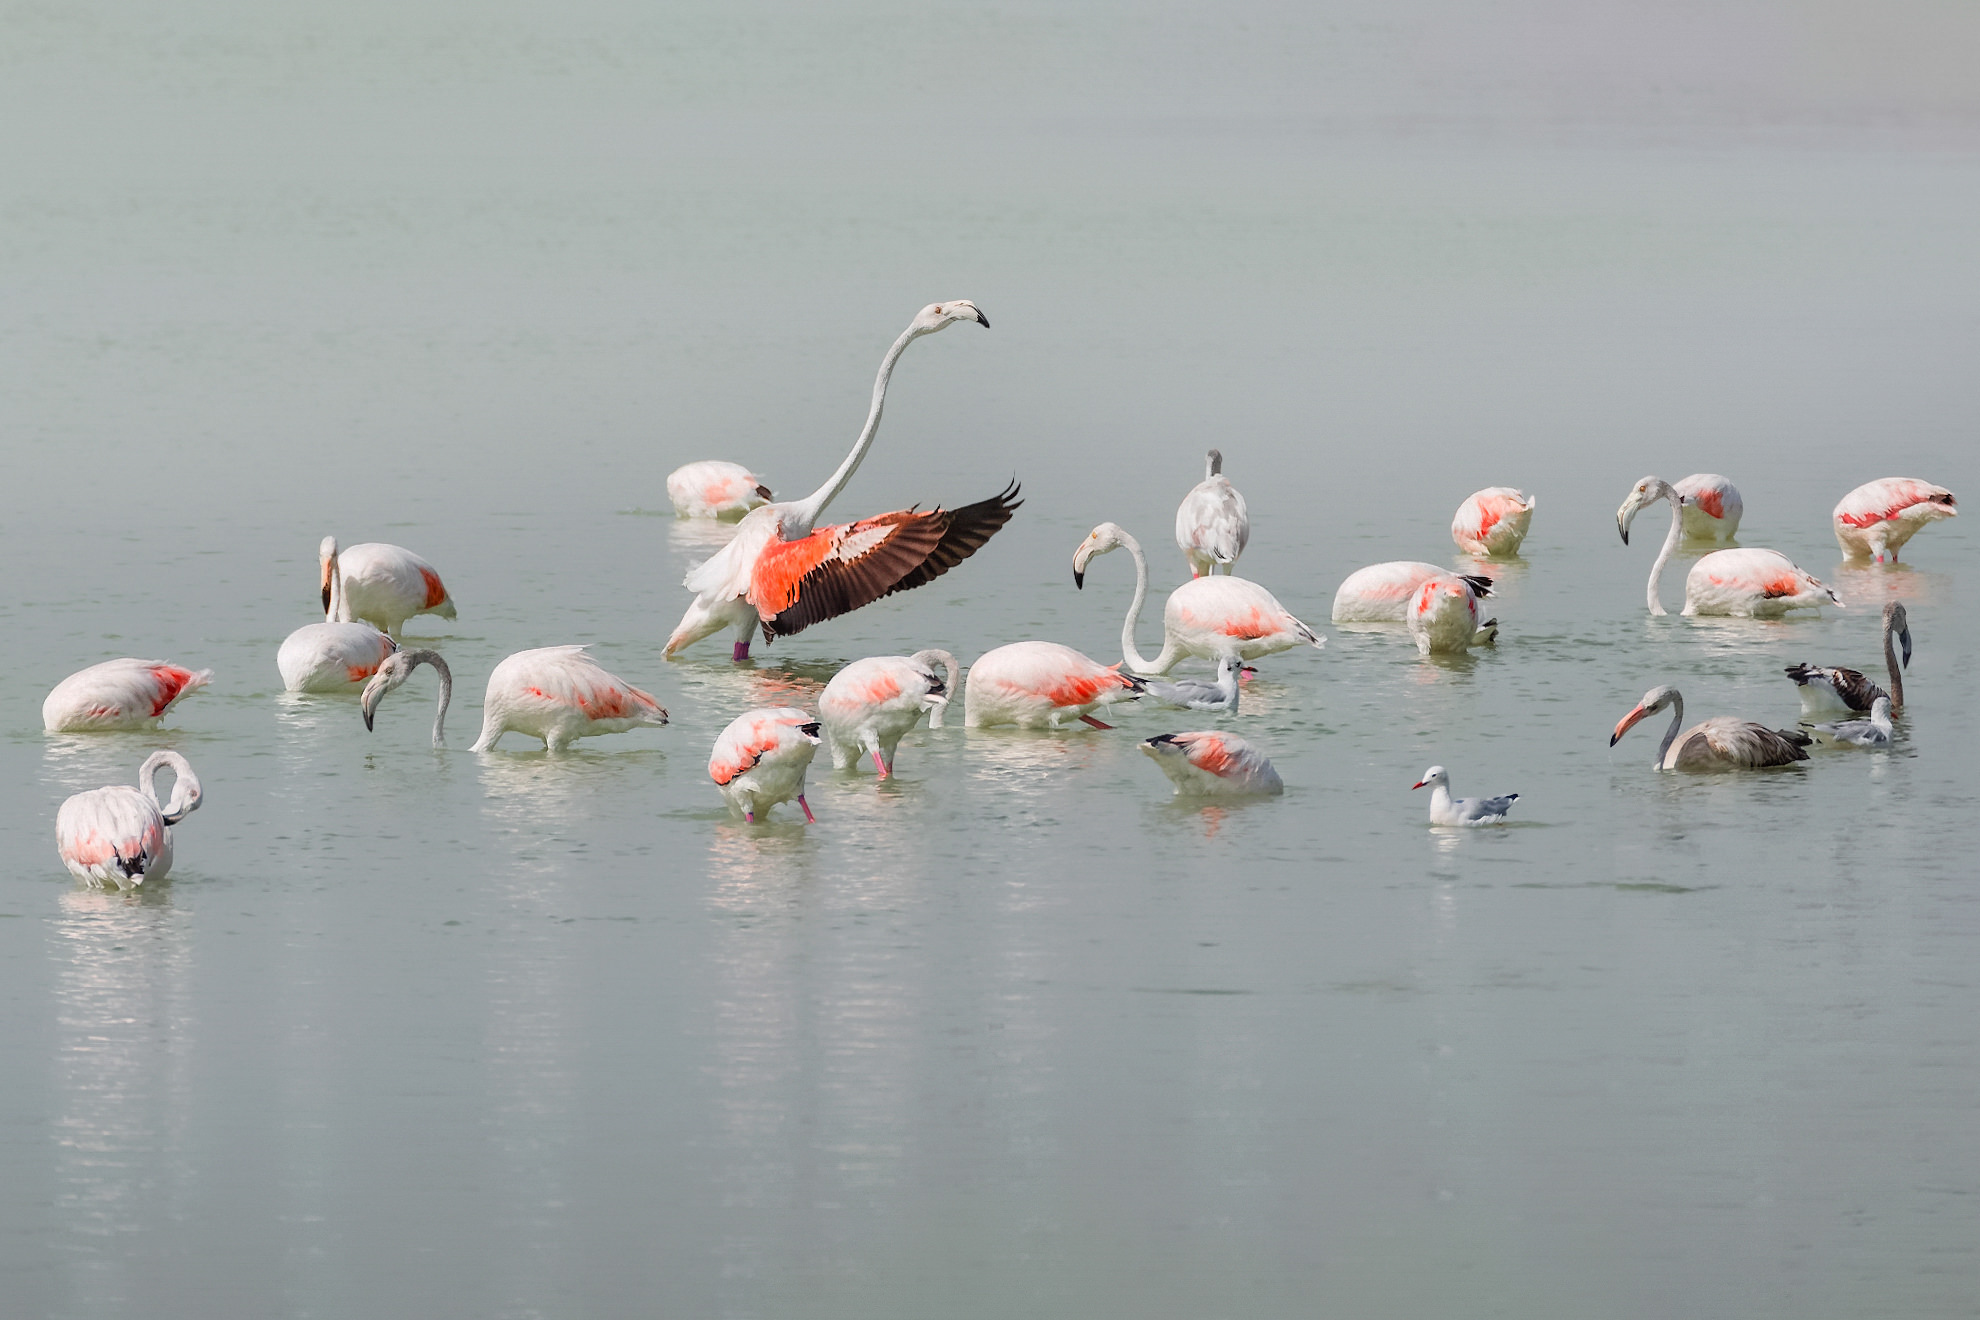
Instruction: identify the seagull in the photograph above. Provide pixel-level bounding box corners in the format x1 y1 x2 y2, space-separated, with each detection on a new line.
1412 765 1519 825
1810 695 1894 748
1140 655 1246 713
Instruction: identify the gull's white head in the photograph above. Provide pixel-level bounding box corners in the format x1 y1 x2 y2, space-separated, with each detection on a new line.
1411 766 1449 790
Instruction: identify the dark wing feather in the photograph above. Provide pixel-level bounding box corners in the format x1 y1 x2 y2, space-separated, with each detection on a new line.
1458 574 1494 598
763 514 948 639
884 482 1023 595
1786 663 1887 713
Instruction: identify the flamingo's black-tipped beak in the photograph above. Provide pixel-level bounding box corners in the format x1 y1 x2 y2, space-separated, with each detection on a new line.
974 309 989 328
1901 628 1913 668
1073 569 1085 589
1617 522 1630 546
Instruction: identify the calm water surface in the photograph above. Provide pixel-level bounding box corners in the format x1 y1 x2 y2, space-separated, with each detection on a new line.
3 4 1978 1317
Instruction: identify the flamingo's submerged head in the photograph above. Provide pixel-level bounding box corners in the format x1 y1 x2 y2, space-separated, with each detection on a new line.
1072 522 1131 587
1411 766 1448 791
909 300 989 336
1616 478 1681 545
1611 685 1680 745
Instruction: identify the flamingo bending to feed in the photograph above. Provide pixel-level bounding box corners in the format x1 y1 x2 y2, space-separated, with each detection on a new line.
709 707 822 822
1331 562 1494 624
1611 685 1811 770
666 460 772 519
279 550 400 692
56 751 202 888
360 649 454 747
1811 696 1894 748
819 648 956 776
1408 574 1499 655
1142 655 1243 713
1451 488 1536 557
471 647 667 751
43 659 212 732
1074 522 1322 675
1672 474 1743 543
1832 478 1956 563
1786 601 1910 717
1617 477 1838 617
1412 766 1519 825
665 301 1019 662
1175 449 1249 577
1140 731 1282 796
320 537 456 637
962 642 1145 730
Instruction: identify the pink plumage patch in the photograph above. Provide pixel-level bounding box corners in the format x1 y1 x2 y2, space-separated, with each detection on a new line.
420 568 448 609
147 665 200 716
1693 489 1725 519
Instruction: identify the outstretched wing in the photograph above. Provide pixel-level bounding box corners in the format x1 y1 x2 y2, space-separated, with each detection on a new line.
754 483 1022 639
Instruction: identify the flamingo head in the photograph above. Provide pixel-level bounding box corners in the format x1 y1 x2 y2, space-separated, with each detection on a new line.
1616 477 1680 545
1886 601 1912 667
1411 766 1447 791
318 536 340 612
1611 685 1679 745
359 650 416 731
1072 522 1129 588
909 300 989 336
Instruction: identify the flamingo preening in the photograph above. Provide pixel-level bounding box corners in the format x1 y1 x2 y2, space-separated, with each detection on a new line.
43 659 212 732
1175 449 1250 578
1673 474 1743 543
819 649 956 776
1407 574 1499 655
1616 477 1838 617
1073 522 1322 675
709 707 822 822
1450 488 1536 557
470 647 668 751
1139 731 1283 796
56 751 202 888
279 548 400 692
320 537 456 637
1610 685 1811 770
1331 562 1494 624
962 642 1146 730
1786 601 1910 716
664 302 1019 661
666 460 773 520
1832 478 1957 563
360 649 454 747
1411 766 1519 825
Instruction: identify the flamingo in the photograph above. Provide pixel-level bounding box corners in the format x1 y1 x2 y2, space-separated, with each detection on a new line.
962 642 1146 729
280 546 400 692
1610 685 1811 770
359 649 453 747
320 537 456 637
819 648 956 776
1832 478 1957 563
1331 562 1494 624
1786 601 1910 716
709 707 822 822
664 301 1019 662
1450 488 1536 557
1142 655 1243 713
470 646 668 751
1407 574 1499 655
1411 766 1519 825
55 751 202 888
43 659 211 732
1175 449 1250 577
1810 695 1894 748
1616 477 1838 617
1673 474 1743 543
1139 731 1283 796
1073 522 1323 674
666 460 772 520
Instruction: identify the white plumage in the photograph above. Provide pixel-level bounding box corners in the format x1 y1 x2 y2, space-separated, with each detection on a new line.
55 751 202 888
1411 765 1518 825
1450 488 1536 557
709 707 822 822
666 460 773 519
1832 477 1957 563
43 658 211 732
819 649 955 776
962 642 1145 730
320 537 456 637
1139 731 1282 796
1174 449 1250 578
471 646 668 752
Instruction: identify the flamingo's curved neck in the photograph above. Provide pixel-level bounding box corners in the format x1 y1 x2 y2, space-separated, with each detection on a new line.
1657 692 1684 767
1646 491 1682 616
326 548 348 623
1115 529 1181 674
1883 616 1904 709
787 324 919 535
139 751 198 823
909 648 958 729
405 649 453 747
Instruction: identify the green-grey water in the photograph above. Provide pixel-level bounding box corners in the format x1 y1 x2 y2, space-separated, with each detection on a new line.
4 4 1978 1316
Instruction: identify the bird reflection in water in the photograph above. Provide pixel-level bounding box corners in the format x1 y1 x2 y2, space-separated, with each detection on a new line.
476 748 670 829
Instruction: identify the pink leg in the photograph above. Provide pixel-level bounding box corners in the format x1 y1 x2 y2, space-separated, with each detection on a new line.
872 750 890 778
797 794 816 824
731 640 752 662
1079 714 1114 730
744 810 755 824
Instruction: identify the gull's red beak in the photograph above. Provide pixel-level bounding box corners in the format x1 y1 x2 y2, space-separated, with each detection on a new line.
1411 780 1427 790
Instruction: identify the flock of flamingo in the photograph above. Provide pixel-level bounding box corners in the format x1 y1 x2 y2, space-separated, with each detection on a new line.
43 300 1958 885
